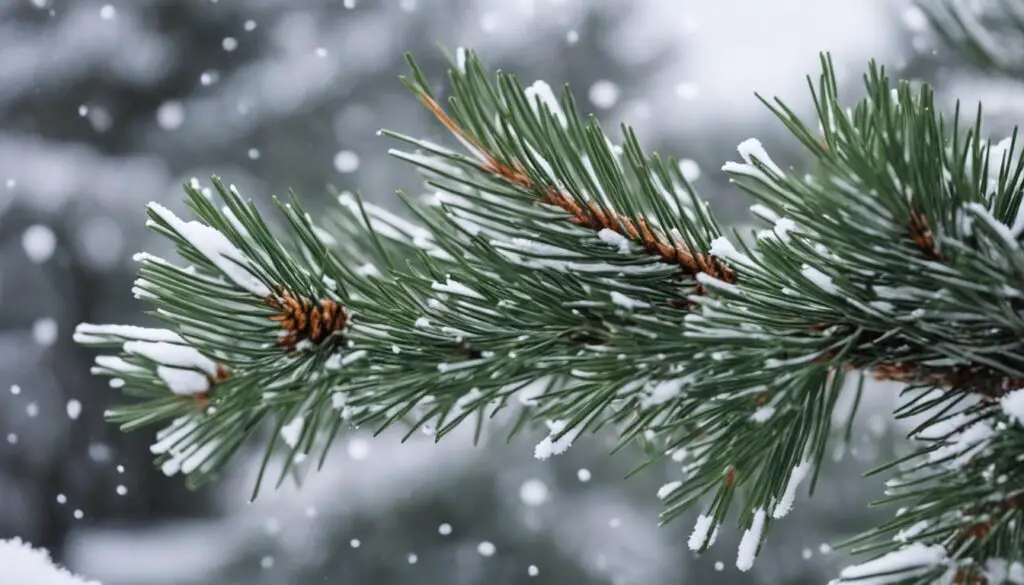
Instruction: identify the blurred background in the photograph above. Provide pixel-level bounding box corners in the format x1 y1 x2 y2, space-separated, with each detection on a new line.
0 0 1016 583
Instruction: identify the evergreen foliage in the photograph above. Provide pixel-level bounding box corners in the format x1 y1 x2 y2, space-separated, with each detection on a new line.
74 8 1024 581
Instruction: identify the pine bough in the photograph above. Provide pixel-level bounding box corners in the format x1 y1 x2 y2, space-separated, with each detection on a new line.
73 46 1024 584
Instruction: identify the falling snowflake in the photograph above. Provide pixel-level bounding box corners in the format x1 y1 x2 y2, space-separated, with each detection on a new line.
519 479 549 506
156 101 186 130
32 318 58 347
477 541 496 557
200 71 219 86
346 438 370 460
334 150 360 173
22 225 56 264
66 400 82 420
679 159 701 182
589 80 620 109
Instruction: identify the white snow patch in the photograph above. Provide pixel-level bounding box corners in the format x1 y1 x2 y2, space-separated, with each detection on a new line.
534 419 581 459
92 356 143 375
750 203 779 223
772 459 812 519
356 263 381 277
709 236 753 267
432 278 484 300
736 508 766 572
341 350 367 367
657 480 682 500
837 543 947 583
688 514 716 551
610 291 650 310
74 324 183 344
801 265 838 294
696 271 741 295
894 520 929 543
1000 389 1024 426
0 538 99 585
455 47 467 72
123 341 217 376
723 138 785 181
640 376 693 408
280 417 304 449
524 81 567 128
148 203 270 297
774 218 799 242
927 419 995 469
151 416 220 477
157 366 209 396
965 203 1018 249
983 559 1024 585
597 228 631 254
751 405 775 423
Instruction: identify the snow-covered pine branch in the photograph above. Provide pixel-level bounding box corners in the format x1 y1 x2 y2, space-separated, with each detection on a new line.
73 48 1024 583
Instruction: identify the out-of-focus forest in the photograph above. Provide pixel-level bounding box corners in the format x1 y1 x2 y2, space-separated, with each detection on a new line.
1 1 1015 583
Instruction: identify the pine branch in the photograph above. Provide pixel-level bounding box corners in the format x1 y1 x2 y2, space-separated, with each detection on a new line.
388 52 733 291
715 55 1024 402
72 48 1024 580
705 55 1024 581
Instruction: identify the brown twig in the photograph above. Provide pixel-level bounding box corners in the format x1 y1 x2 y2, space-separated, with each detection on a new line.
813 326 1022 398
266 288 348 349
869 361 1024 399
953 568 988 585
413 91 736 285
